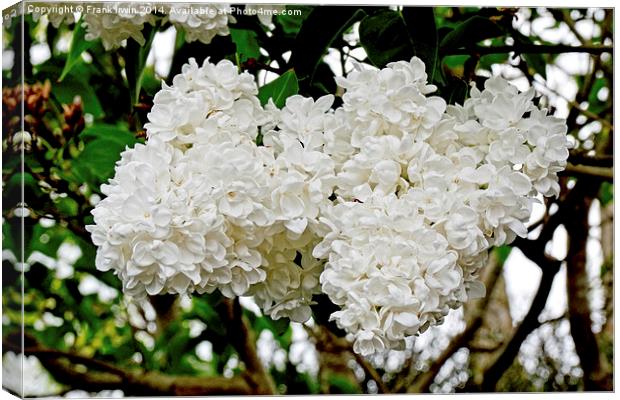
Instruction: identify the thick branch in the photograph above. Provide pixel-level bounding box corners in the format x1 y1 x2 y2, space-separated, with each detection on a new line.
480 258 561 391
478 178 598 390
219 298 276 395
4 340 253 396
564 180 611 390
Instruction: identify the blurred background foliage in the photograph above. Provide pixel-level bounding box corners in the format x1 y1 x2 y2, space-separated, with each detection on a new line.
1 4 614 396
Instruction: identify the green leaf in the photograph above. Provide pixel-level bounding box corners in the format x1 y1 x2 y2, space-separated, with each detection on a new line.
478 53 509 70
56 197 79 217
327 374 362 394
440 16 503 51
230 28 261 62
59 17 94 82
53 75 104 118
359 9 414 69
141 66 163 96
494 245 513 266
402 7 439 81
291 7 366 87
599 182 613 206
258 70 299 108
276 6 313 35
79 123 137 145
251 315 292 349
27 223 71 259
522 53 547 79
124 23 157 107
74 125 139 182
587 77 608 114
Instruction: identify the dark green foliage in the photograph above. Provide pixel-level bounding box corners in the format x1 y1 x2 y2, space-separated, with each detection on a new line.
440 15 503 50
359 9 415 68
258 70 299 108
290 6 366 90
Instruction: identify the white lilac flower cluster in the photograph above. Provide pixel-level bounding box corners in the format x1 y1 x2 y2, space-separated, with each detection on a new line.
88 56 569 357
82 2 156 50
80 3 234 50
32 10 75 29
167 3 235 45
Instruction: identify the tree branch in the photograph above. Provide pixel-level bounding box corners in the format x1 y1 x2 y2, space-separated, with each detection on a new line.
561 163 613 181
445 44 612 56
568 152 613 168
480 258 561 391
218 298 276 395
403 253 503 393
351 346 390 393
478 178 598 390
3 339 253 396
564 179 611 390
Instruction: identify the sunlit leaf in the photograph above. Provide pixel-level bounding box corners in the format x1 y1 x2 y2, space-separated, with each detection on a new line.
258 70 299 108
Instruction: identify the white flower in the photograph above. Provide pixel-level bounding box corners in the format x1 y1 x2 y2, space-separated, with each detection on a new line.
336 57 446 146
245 4 287 28
32 10 75 28
145 57 265 147
2 352 63 397
89 55 569 359
168 3 235 45
82 3 156 50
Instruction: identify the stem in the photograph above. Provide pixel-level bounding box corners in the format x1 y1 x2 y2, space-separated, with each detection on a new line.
445 44 612 56
562 163 613 181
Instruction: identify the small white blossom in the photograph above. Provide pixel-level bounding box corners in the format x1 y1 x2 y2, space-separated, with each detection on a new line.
82 3 156 50
168 3 235 45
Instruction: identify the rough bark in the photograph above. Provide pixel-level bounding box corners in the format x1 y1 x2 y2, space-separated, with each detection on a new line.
564 180 611 390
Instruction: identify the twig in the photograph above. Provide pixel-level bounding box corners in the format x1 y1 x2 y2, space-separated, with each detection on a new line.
444 44 612 56
351 350 390 394
533 81 614 131
568 152 613 167
309 323 388 394
403 253 503 393
562 163 613 181
539 312 568 326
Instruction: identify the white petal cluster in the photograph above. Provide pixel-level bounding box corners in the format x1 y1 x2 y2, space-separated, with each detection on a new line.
167 3 235 45
32 10 75 28
82 3 156 50
305 59 569 356
87 59 333 323
89 56 569 358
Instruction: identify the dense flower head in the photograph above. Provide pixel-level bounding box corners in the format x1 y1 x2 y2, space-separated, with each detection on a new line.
82 3 156 50
167 3 236 45
78 4 260 49
89 56 569 357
